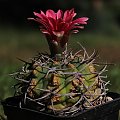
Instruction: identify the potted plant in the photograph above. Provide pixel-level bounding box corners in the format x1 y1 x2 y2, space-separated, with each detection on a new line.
2 8 120 120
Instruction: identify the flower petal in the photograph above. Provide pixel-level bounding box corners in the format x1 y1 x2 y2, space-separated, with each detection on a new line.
57 21 68 31
40 10 45 15
48 17 56 30
69 8 76 17
63 9 76 22
33 12 42 18
72 17 89 24
33 11 48 23
63 10 69 21
33 18 53 34
57 10 63 19
46 9 56 19
70 25 84 30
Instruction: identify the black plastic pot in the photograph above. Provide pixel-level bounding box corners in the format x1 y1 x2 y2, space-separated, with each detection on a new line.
2 92 120 120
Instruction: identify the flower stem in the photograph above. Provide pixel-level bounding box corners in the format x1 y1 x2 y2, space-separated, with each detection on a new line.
46 36 65 58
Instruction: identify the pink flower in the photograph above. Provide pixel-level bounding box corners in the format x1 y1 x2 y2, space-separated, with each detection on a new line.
29 9 88 48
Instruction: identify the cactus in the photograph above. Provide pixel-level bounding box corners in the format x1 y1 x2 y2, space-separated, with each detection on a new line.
11 9 112 116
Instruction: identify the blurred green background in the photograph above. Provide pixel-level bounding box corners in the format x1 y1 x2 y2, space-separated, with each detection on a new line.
0 0 120 119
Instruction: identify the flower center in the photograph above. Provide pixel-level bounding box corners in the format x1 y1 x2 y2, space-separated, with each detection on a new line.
53 31 64 38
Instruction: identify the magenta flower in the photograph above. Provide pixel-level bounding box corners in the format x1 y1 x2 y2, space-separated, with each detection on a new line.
29 9 88 57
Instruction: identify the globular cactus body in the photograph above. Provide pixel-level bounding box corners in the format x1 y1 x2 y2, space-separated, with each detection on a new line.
13 47 109 116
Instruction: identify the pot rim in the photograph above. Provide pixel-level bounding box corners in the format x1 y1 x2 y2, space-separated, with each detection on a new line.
2 92 120 118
